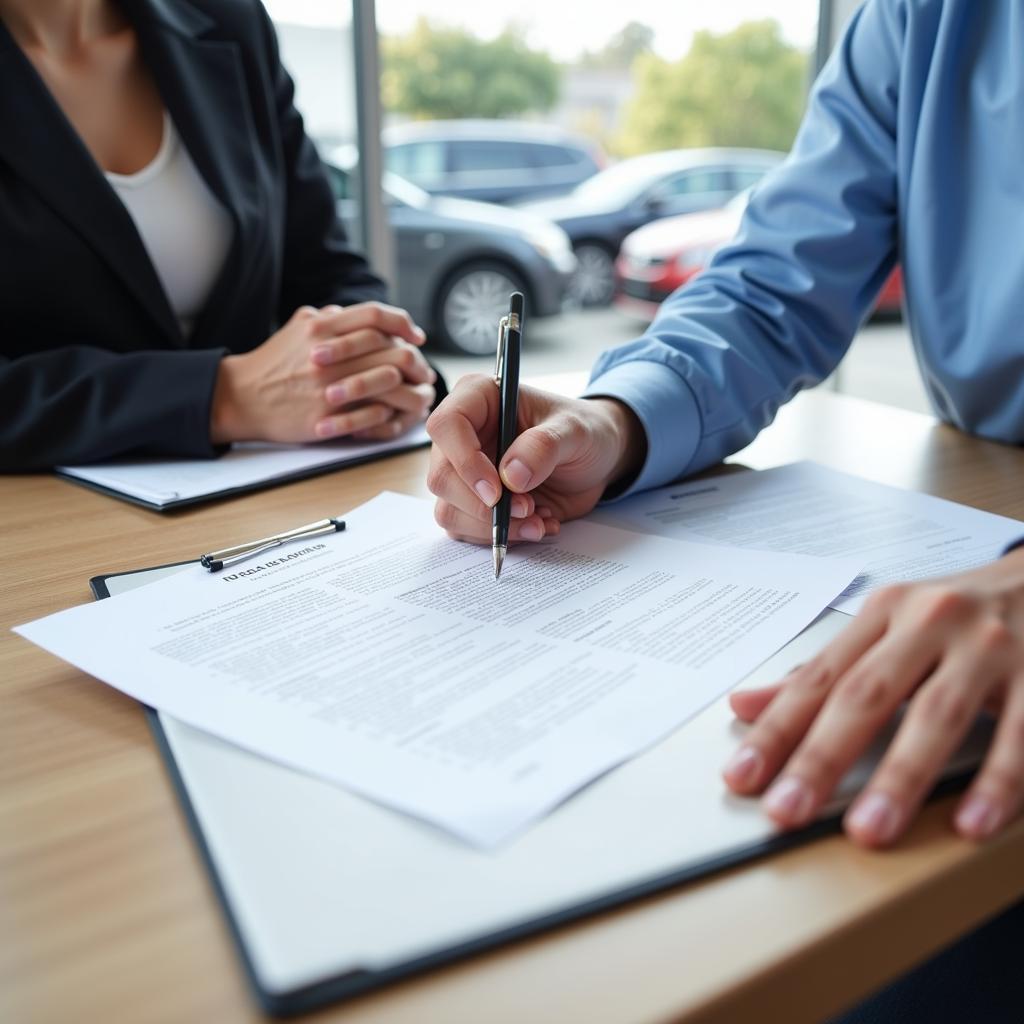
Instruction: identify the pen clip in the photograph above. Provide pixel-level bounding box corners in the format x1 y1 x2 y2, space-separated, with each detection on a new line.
494 315 509 385
494 312 520 385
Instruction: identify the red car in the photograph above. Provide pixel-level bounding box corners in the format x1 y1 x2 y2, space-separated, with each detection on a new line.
614 192 903 320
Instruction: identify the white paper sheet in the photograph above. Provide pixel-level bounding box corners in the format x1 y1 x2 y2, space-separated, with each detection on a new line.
55 426 429 506
592 461 1024 615
14 492 860 848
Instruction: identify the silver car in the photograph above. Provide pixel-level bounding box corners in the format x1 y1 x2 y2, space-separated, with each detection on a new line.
383 120 604 205
324 151 577 354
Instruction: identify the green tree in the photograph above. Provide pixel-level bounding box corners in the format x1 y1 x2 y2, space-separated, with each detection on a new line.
382 19 560 120
617 20 807 156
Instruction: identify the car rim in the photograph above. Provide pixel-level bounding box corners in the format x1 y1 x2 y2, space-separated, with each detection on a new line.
573 245 615 307
443 269 520 354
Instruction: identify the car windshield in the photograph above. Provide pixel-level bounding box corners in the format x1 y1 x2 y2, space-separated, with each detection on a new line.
572 156 680 205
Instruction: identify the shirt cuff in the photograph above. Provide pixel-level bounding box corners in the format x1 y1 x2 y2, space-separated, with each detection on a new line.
582 360 702 500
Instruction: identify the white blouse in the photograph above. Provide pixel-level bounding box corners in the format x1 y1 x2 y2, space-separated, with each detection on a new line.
105 112 233 338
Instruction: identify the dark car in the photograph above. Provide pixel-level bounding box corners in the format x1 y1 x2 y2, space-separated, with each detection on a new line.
517 148 784 307
382 120 605 205
324 149 576 355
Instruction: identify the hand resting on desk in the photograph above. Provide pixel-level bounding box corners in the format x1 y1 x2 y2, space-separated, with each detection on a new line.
725 552 1024 848
210 302 436 446
427 374 1024 850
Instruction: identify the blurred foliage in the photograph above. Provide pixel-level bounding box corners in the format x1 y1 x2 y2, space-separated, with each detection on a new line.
616 20 807 156
382 19 560 119
578 21 655 70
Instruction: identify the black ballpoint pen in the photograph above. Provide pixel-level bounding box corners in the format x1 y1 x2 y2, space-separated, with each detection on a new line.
492 292 523 580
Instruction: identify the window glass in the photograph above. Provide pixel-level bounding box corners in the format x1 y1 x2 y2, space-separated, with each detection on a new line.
658 169 729 197
731 167 770 190
526 143 578 168
263 4 356 148
324 163 352 200
450 140 530 173
262 2 372 249
386 141 446 180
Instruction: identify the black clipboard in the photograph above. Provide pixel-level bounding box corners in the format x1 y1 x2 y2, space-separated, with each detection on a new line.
59 435 430 512
90 564 980 1018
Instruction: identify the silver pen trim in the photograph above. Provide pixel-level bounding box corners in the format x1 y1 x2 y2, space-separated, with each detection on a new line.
492 544 506 580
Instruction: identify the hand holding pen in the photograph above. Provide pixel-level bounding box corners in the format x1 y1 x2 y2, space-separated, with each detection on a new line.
425 318 646 551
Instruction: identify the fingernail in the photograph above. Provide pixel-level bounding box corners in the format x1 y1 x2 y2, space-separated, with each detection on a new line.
315 421 335 439
511 496 531 518
723 746 765 790
502 458 532 491
326 384 348 404
763 776 815 825
847 791 902 845
520 521 544 542
311 345 331 364
474 480 498 506
955 795 1003 840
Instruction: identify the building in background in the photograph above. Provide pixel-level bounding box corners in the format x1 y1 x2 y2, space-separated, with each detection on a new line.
274 21 356 146
549 67 635 149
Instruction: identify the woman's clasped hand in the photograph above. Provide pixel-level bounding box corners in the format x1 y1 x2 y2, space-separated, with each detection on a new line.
211 301 437 445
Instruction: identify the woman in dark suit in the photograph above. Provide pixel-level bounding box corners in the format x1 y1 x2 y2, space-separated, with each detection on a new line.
0 0 441 470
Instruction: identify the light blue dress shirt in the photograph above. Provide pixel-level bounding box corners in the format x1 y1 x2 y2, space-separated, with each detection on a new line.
585 0 1024 495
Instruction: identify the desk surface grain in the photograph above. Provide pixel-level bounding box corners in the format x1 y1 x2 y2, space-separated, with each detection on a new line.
2 387 1023 1024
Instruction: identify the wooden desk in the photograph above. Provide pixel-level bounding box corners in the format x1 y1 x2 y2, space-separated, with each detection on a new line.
3 388 1023 1024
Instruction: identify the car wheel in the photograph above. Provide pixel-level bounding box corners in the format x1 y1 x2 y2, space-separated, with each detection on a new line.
571 242 616 307
436 262 526 355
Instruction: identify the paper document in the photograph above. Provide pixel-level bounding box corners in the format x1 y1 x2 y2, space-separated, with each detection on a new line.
15 492 860 847
592 461 1024 615
56 426 429 508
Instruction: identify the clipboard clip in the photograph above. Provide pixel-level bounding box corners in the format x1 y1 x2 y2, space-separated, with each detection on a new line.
200 517 346 573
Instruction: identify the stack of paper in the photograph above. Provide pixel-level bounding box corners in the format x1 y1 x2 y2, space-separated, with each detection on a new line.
15 490 860 847
592 461 1024 613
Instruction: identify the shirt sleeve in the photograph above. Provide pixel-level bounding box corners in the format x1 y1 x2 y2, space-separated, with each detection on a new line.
585 0 907 498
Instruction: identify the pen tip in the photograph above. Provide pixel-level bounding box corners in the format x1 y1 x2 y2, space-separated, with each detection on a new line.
493 546 505 580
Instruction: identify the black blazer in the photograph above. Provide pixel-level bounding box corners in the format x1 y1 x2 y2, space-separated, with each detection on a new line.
0 0 411 470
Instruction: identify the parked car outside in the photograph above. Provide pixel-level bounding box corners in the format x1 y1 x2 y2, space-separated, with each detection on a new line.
324 148 576 355
614 189 903 321
517 148 785 307
382 120 605 206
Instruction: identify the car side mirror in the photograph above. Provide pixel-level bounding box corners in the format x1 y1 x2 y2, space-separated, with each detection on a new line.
643 193 666 214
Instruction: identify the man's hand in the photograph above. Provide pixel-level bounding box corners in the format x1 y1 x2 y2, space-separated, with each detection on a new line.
210 302 436 444
425 374 646 542
723 549 1024 847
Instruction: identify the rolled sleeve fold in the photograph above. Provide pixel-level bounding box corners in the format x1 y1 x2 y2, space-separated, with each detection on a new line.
583 359 702 500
